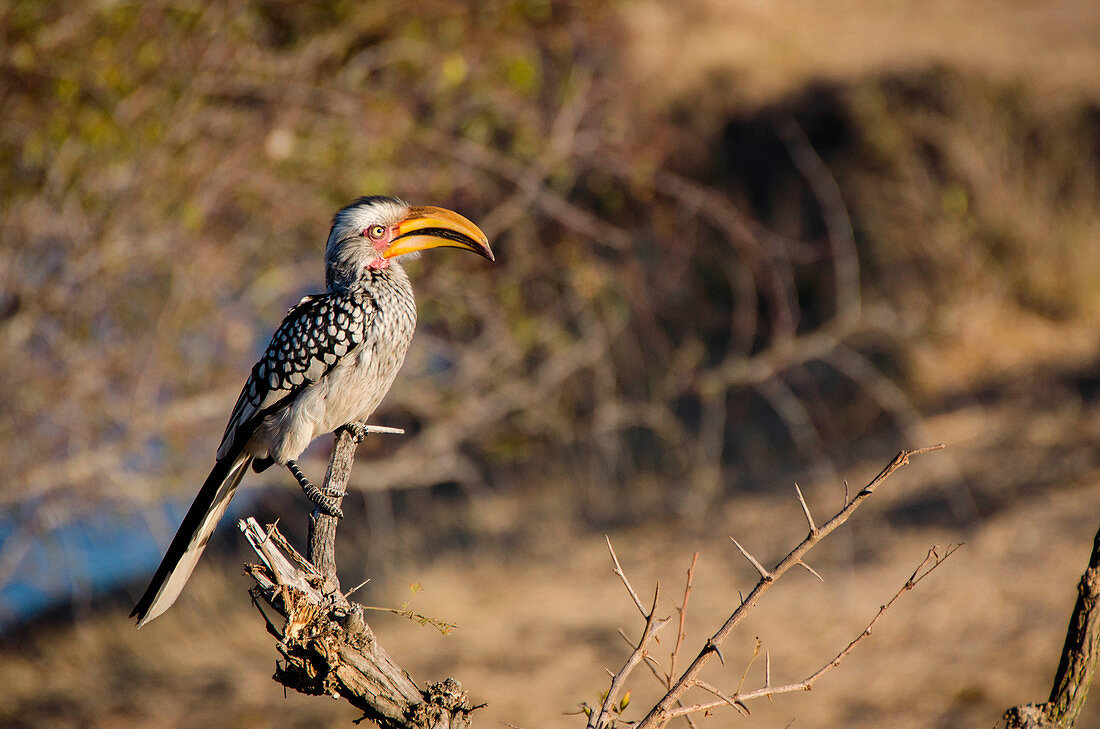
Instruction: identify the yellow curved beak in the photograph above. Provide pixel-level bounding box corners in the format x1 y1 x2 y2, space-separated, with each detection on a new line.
384 206 494 262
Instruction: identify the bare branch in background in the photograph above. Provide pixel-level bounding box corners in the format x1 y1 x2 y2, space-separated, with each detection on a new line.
774 114 861 327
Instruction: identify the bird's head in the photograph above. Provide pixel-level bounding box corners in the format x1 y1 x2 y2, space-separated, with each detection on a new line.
324 196 493 288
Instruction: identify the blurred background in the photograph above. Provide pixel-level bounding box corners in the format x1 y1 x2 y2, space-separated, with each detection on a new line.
1 1 1098 727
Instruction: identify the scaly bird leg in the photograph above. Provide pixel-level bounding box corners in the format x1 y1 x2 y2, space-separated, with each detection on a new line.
286 460 343 518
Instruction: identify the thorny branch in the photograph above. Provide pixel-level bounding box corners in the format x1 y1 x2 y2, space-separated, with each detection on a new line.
592 445 956 729
665 543 961 717
585 584 671 729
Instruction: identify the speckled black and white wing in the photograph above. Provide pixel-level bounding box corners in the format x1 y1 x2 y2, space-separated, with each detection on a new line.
216 291 374 459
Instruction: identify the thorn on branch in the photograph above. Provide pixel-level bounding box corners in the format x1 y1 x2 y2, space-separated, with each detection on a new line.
797 560 825 582
705 639 725 666
794 483 818 534
730 537 772 581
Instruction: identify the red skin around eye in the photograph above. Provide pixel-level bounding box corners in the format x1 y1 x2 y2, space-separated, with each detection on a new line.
365 227 395 269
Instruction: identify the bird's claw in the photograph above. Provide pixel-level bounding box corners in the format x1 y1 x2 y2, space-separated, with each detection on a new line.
287 459 344 518
313 495 344 519
341 422 405 443
306 485 344 518
343 421 368 443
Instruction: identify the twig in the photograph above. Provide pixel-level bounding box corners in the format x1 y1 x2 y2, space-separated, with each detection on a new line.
789 544 962 691
765 650 771 696
619 630 699 729
734 638 763 695
693 680 749 717
635 445 946 729
344 578 371 599
797 560 825 583
825 344 977 520
607 536 648 618
359 603 458 636
588 584 671 729
669 553 699 685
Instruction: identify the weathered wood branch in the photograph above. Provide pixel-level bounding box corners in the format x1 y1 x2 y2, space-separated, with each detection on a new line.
1003 522 1100 729
308 428 357 594
240 429 472 729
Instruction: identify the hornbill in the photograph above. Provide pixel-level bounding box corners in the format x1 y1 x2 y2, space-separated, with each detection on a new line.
131 196 493 627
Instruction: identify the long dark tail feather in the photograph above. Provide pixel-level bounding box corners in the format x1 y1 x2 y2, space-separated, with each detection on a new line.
130 447 253 627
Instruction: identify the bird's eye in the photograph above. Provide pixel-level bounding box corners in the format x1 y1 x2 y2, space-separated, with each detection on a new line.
366 225 386 240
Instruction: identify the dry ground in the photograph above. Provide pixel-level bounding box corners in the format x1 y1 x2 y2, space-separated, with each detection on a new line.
625 0 1100 107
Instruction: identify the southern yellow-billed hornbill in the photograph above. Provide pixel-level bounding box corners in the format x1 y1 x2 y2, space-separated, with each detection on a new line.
131 196 493 626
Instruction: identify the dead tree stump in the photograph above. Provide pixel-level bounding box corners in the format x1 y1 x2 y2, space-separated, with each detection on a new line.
240 428 473 729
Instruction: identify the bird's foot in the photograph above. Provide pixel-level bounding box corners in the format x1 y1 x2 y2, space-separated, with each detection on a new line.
341 421 405 443
343 421 368 444
286 460 344 518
